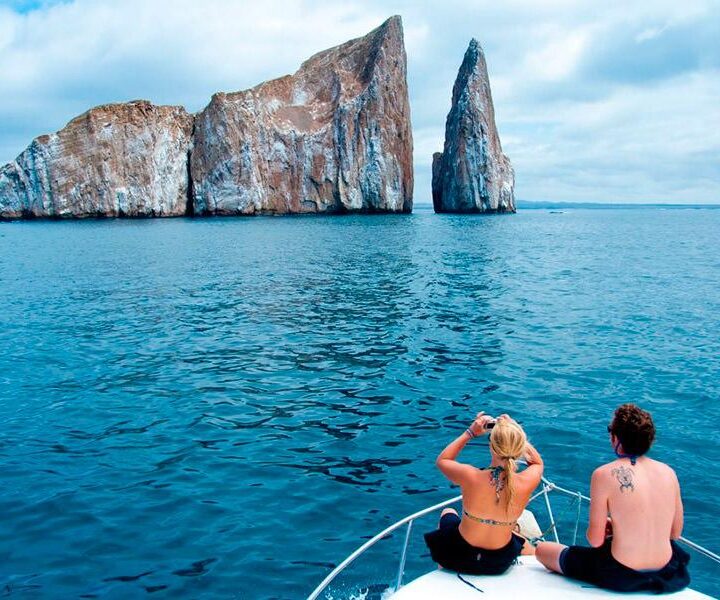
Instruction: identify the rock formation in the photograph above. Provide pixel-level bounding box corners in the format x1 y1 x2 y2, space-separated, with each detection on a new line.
191 15 412 215
0 16 413 220
0 101 193 218
432 39 515 213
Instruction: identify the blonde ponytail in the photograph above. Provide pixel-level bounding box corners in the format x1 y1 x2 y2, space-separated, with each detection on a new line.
504 457 516 511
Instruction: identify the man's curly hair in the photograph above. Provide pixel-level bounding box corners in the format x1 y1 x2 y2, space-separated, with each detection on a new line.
609 403 656 456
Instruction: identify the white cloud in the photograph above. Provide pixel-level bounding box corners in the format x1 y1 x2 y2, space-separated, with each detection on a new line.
502 70 720 202
0 0 718 204
522 28 590 82
635 23 670 43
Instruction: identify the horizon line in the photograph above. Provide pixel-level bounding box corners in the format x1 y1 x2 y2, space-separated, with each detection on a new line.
413 200 720 208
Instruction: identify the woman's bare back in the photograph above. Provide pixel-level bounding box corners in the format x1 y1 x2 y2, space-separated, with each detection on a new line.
459 466 540 549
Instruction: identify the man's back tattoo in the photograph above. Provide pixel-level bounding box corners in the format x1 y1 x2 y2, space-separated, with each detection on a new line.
612 465 635 492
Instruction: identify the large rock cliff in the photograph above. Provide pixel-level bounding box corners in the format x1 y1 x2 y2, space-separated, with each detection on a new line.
432 39 515 213
191 15 413 215
0 16 412 220
0 101 193 218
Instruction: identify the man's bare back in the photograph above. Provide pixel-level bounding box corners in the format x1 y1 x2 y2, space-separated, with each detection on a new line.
535 403 690 593
592 456 683 570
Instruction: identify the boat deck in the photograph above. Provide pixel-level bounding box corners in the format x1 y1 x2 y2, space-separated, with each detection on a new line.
390 556 712 599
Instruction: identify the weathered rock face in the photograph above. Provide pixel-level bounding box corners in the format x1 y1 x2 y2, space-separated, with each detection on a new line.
0 101 193 219
0 17 413 220
191 15 413 215
432 39 515 213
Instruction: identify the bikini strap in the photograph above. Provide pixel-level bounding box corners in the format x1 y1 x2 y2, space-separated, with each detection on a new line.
463 509 517 527
613 441 639 465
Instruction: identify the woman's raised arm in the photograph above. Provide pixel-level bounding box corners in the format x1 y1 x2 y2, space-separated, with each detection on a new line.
436 412 493 486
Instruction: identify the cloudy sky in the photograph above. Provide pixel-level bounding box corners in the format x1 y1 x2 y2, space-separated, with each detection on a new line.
1 0 718 204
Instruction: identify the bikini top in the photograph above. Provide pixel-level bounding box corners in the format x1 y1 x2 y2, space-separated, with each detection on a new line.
462 509 517 527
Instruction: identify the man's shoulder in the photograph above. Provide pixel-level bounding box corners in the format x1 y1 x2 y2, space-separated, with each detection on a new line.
591 460 638 482
592 461 620 477
645 457 678 478
593 457 677 478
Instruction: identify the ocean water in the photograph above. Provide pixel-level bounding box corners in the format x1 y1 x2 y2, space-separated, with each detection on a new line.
0 207 718 599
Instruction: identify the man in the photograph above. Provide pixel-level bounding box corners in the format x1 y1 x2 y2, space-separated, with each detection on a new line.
535 403 690 593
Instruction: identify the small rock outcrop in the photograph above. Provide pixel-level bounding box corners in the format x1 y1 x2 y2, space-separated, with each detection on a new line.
432 39 515 213
0 101 193 219
191 15 413 215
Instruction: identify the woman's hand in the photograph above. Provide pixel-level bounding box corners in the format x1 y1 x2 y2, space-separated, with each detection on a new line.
523 441 543 466
469 411 494 436
498 413 519 426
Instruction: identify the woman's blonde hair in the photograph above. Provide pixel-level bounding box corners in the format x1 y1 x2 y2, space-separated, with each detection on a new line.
489 419 527 511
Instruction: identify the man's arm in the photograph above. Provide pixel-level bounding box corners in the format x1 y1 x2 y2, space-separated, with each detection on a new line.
586 467 610 547
670 472 684 540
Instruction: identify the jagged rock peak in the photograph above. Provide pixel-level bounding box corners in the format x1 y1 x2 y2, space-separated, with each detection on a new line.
432 38 515 214
191 15 413 215
0 100 194 219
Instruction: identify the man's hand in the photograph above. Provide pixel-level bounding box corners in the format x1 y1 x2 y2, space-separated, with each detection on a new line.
605 517 613 539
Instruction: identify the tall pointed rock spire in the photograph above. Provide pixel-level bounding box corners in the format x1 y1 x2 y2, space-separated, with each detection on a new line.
432 39 515 213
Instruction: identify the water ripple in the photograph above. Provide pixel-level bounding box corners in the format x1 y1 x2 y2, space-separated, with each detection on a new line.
0 209 718 597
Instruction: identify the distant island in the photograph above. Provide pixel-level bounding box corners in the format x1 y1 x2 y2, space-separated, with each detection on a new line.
516 201 720 210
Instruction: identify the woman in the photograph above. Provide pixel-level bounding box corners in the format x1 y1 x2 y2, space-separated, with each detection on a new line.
535 404 690 593
424 412 543 575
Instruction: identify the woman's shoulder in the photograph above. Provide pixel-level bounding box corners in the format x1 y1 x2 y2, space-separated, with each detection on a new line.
516 464 543 487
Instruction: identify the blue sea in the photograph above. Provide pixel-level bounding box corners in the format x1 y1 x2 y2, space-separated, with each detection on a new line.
0 207 718 599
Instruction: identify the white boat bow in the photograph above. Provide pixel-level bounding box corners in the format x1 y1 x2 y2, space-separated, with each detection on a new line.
391 555 712 599
307 475 719 599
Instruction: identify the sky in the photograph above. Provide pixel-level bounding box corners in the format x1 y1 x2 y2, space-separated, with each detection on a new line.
0 0 718 204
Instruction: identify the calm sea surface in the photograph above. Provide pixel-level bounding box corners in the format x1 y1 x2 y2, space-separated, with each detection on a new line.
0 208 718 599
